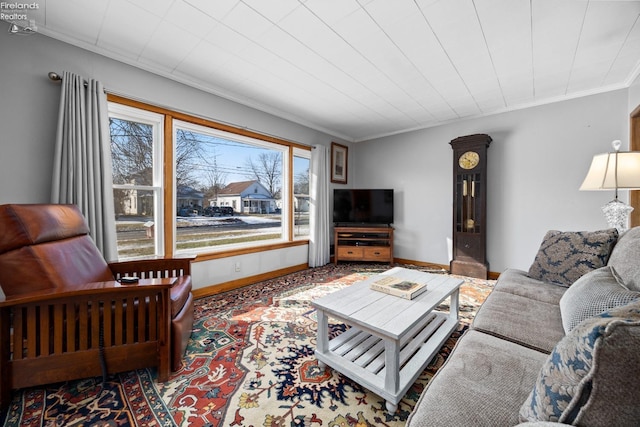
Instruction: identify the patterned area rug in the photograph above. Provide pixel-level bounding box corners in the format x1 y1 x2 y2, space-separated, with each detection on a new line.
0 263 494 427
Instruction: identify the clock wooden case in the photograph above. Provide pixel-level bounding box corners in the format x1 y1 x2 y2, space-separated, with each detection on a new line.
450 134 492 279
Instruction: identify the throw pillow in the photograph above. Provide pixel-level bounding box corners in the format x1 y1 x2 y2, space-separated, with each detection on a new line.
527 229 618 286
606 226 640 291
559 266 640 333
519 301 640 425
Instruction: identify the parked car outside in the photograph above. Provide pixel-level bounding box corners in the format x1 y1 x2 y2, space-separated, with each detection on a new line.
177 207 193 217
204 206 220 217
203 206 233 216
219 206 234 216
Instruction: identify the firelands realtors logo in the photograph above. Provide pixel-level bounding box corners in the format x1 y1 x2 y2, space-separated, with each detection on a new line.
1 2 41 32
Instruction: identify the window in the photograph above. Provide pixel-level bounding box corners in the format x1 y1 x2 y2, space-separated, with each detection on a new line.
293 148 310 239
173 120 288 253
109 104 164 259
107 97 310 260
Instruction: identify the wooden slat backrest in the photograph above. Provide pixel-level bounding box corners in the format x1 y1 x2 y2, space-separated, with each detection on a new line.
108 258 192 279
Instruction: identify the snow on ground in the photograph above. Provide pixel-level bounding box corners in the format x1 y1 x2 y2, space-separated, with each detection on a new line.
117 214 281 226
177 215 280 226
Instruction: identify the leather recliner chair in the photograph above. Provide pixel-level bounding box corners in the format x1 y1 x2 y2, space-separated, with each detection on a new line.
0 203 194 372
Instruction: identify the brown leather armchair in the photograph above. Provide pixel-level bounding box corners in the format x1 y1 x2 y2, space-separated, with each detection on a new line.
0 204 194 407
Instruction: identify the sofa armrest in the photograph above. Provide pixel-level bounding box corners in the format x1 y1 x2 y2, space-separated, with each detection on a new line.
109 257 194 279
515 422 574 426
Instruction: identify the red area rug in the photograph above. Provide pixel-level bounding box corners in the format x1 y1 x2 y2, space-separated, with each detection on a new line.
1 264 493 427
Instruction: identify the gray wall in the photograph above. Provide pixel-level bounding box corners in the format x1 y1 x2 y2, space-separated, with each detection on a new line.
354 90 631 272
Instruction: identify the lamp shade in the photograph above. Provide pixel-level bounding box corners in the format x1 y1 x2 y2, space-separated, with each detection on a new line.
579 152 640 191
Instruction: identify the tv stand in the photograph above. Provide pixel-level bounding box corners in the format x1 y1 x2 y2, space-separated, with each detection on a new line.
334 226 394 265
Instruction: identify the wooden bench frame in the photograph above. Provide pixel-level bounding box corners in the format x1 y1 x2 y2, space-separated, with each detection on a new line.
0 278 173 408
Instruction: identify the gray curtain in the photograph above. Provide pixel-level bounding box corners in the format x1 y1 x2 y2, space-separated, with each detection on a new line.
51 71 118 261
309 144 331 267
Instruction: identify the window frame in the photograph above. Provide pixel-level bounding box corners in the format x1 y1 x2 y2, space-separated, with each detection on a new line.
109 102 165 258
292 147 311 240
107 94 311 261
172 118 291 254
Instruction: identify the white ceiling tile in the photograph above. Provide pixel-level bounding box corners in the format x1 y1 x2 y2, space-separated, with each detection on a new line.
277 6 351 60
531 0 588 97
126 0 175 16
421 0 504 112
257 26 309 60
241 0 301 23
174 40 236 79
42 0 109 44
139 21 202 70
534 73 572 100
182 0 239 21
96 0 162 57
162 1 222 39
32 0 640 141
568 1 640 92
223 2 274 39
474 0 533 106
568 61 615 92
205 23 254 53
242 34 363 104
604 18 640 85
451 102 483 119
303 0 363 26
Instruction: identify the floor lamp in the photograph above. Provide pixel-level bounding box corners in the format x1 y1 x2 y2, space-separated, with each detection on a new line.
580 140 640 233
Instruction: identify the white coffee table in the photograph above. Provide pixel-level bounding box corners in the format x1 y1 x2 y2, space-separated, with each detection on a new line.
312 267 464 414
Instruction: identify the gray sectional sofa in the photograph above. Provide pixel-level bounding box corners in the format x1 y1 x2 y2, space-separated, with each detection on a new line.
406 227 640 427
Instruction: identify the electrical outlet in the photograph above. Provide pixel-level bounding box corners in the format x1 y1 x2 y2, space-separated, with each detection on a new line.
235 262 241 272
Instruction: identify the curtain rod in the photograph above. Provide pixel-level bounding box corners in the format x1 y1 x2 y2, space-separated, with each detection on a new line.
47 71 62 82
48 71 88 87
48 71 105 92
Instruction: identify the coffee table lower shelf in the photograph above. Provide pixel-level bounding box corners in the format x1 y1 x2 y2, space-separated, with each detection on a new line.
315 311 458 414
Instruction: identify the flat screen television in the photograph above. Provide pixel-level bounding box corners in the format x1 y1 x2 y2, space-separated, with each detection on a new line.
333 189 394 226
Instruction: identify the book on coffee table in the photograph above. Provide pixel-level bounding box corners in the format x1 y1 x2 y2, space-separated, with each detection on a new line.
370 276 428 300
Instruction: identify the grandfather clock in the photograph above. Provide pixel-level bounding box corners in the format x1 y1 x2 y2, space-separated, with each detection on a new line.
450 134 492 279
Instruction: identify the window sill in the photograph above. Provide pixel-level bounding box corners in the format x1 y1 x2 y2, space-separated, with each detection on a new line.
190 239 309 262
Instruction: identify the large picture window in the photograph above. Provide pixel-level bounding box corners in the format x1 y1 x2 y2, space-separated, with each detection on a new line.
108 97 310 260
173 120 288 253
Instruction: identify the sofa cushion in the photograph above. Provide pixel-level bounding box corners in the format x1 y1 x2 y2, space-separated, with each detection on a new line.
406 329 548 427
493 268 567 305
527 229 618 287
607 226 640 291
472 290 565 353
519 301 640 426
559 266 640 333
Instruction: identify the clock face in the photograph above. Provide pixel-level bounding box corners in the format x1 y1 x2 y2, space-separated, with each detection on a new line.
458 151 480 170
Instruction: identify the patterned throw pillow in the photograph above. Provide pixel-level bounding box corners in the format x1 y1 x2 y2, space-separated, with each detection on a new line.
519 301 640 425
528 229 618 286
559 266 640 333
